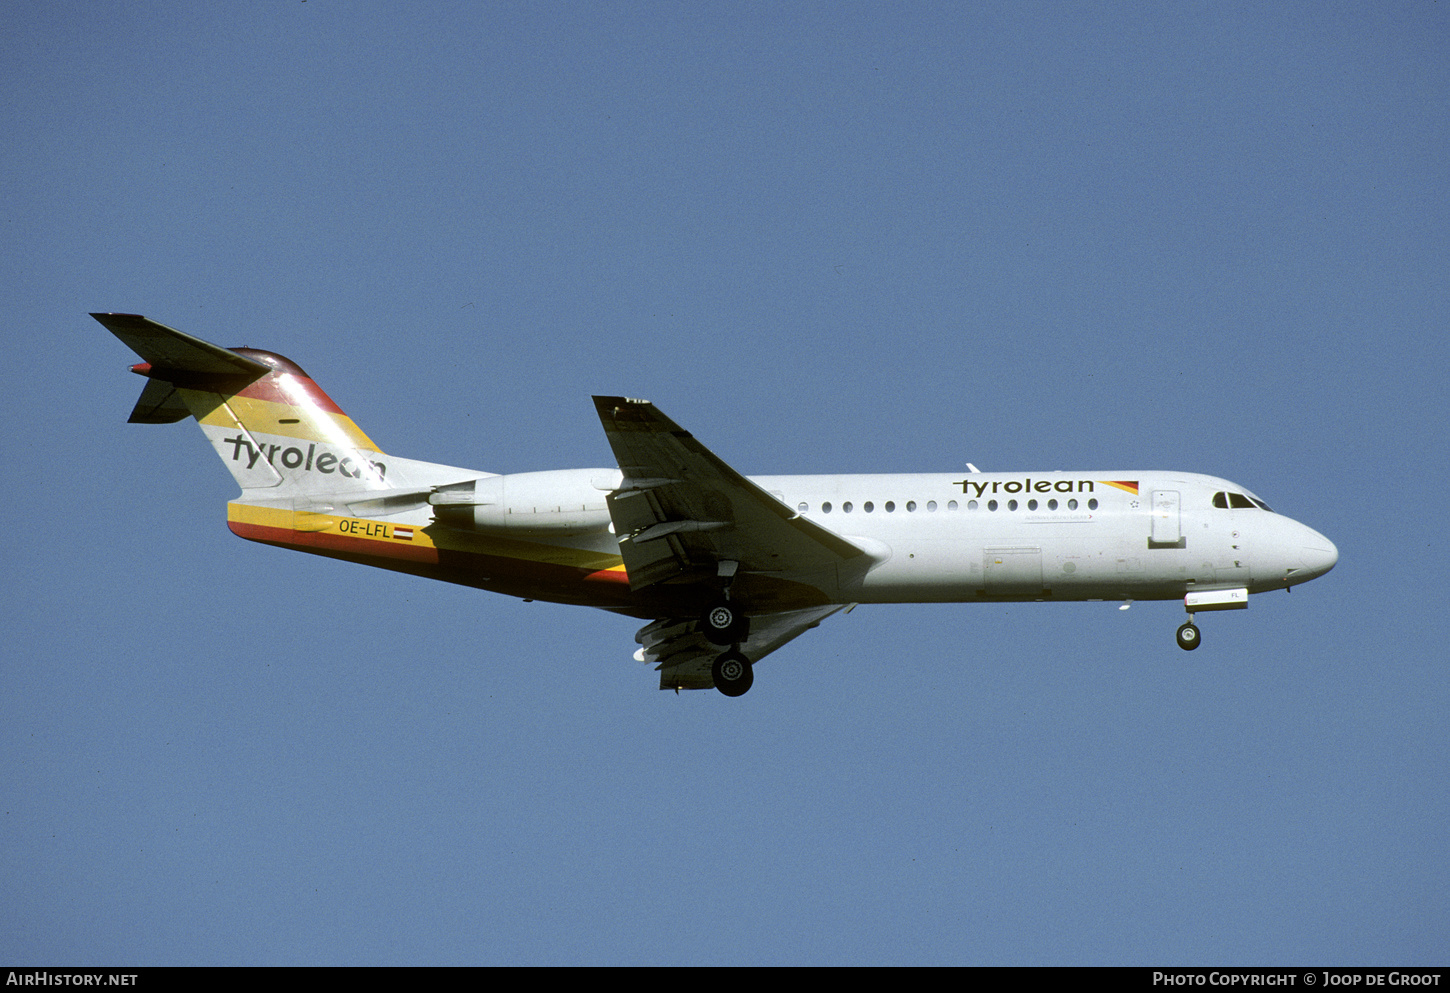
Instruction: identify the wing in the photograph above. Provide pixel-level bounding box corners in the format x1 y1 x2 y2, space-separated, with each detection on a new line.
592 396 874 598
635 605 850 691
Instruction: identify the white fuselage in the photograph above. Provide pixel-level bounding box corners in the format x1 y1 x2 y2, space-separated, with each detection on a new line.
746 471 1336 603
397 465 1337 607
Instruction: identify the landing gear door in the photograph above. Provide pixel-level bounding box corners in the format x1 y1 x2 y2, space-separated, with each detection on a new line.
1150 490 1185 548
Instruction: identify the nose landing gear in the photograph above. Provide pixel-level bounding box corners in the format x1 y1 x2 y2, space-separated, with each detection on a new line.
1176 617 1201 651
1176 588 1248 650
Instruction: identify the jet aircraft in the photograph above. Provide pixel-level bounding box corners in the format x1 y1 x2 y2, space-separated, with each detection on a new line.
96 313 1338 696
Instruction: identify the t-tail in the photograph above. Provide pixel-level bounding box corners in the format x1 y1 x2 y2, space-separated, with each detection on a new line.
94 313 392 497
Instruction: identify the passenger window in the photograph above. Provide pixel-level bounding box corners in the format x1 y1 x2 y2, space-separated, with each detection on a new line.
1068 499 1078 510
885 501 895 512
927 501 937 511
906 501 917 512
863 501 874 513
822 502 832 513
1088 498 1098 510
1048 499 1058 510
1027 499 1037 511
967 500 978 510
948 500 958 510
1007 499 1018 511
988 500 998 511
798 502 808 513
843 501 853 513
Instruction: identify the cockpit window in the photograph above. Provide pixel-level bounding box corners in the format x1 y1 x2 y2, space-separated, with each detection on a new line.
1213 491 1272 511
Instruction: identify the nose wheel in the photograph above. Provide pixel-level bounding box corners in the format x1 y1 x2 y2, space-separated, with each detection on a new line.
1176 620 1201 651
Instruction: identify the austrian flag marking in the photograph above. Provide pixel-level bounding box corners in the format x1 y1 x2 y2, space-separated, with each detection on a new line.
394 526 414 541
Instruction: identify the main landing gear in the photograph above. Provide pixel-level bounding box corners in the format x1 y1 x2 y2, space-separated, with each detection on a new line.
701 595 754 696
711 650 754 697
1176 617 1201 651
701 599 750 645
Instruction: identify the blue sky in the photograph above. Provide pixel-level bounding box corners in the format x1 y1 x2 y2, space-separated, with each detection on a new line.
4 1 1446 965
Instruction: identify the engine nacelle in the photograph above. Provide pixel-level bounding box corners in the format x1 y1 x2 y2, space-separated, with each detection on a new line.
429 468 621 536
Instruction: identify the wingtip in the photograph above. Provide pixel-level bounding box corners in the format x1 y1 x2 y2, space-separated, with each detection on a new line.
592 395 653 407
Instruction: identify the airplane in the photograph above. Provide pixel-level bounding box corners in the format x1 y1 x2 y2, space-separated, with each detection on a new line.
95 312 1338 697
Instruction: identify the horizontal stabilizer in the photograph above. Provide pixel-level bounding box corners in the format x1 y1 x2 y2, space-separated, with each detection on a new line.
92 313 270 381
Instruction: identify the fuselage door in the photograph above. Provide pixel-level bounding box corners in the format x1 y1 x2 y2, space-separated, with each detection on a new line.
1150 490 1185 548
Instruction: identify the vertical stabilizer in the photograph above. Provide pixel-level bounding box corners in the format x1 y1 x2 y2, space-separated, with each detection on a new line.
95 313 391 496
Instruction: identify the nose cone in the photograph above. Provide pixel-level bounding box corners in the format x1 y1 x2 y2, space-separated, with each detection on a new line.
1258 515 1338 588
1299 529 1338 581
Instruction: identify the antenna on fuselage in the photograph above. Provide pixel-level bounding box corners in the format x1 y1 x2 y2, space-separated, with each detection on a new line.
965 463 980 473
